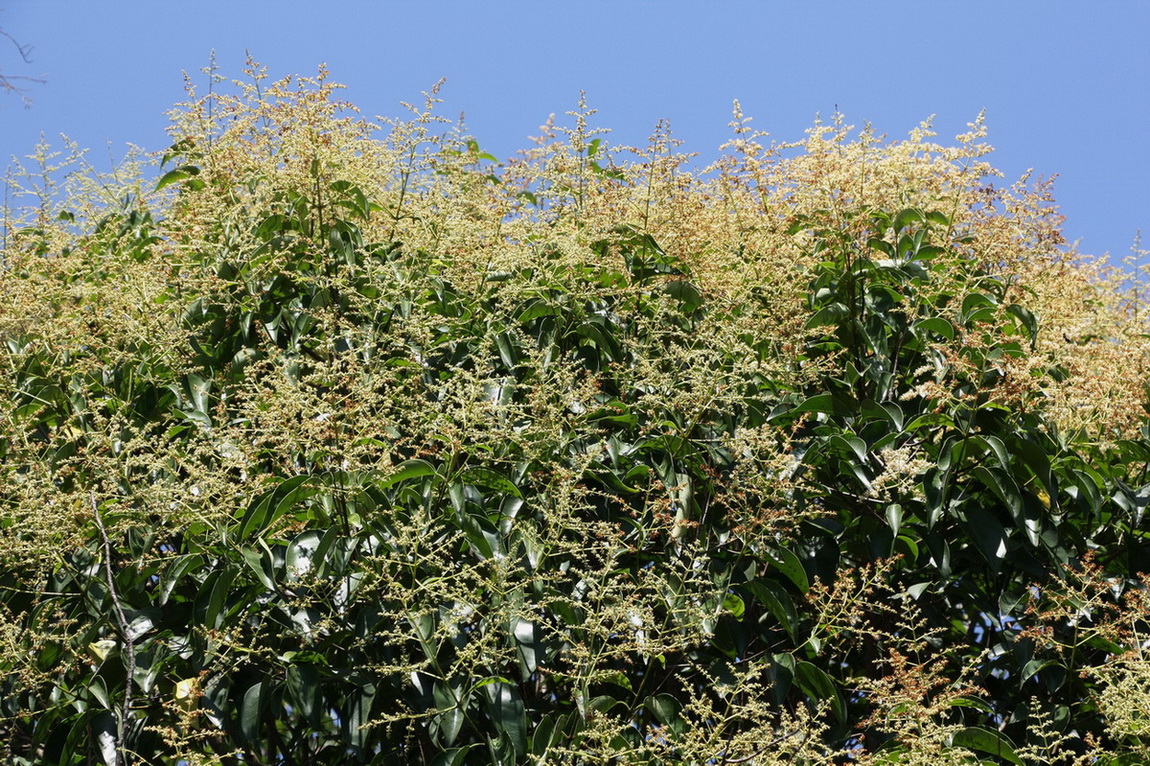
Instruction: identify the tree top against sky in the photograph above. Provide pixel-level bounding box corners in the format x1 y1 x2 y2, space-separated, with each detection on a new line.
1 1 1147 262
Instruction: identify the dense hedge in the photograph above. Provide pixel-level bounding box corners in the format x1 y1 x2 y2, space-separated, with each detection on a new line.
2 67 1150 764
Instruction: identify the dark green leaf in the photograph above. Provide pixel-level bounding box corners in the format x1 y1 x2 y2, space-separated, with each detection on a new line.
795 662 845 721
485 682 527 757
431 747 476 766
380 459 439 489
644 693 682 724
961 507 1009 570
950 726 1024 764
458 466 522 498
766 548 809 592
240 682 264 745
738 580 799 638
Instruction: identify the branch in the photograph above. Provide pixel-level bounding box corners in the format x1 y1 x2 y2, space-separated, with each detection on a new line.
0 27 43 105
91 493 136 766
0 72 45 91
0 28 34 64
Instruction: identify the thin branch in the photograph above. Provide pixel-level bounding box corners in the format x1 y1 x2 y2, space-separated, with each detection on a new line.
0 28 44 105
0 28 33 63
0 73 43 86
0 72 45 95
91 492 136 766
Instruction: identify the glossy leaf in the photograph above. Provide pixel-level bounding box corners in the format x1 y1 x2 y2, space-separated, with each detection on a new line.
950 726 1024 765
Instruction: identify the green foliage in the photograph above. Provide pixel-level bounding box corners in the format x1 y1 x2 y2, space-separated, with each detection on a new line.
1 70 1149 765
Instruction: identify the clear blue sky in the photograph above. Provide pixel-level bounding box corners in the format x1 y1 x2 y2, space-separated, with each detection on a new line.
2 1 1147 261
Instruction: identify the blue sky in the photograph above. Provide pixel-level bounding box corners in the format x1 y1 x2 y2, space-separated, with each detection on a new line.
2 1 1147 261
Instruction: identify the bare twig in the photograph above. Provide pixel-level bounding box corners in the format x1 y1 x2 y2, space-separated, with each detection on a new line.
91 492 135 766
0 73 43 88
0 27 44 105
0 28 34 63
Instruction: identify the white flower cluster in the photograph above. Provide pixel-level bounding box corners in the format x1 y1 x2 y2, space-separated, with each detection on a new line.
868 445 931 504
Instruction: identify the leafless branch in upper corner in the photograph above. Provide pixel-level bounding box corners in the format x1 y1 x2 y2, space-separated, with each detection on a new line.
0 27 44 107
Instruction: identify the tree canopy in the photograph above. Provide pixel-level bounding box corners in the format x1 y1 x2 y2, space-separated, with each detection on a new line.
2 65 1150 765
